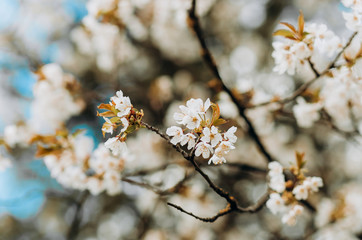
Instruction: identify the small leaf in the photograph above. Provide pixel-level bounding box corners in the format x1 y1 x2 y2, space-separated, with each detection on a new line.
210 103 221 126
29 135 58 145
295 151 306 170
35 145 62 158
97 111 116 117
97 103 113 111
298 10 305 36
213 118 227 126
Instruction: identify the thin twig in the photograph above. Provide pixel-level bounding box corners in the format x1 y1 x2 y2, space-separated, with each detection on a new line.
249 31 358 109
142 121 269 221
67 192 89 240
167 203 233 222
141 121 190 159
187 0 273 163
122 173 191 196
168 190 269 222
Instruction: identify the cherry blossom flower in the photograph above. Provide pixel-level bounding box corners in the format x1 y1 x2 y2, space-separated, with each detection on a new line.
111 90 133 117
195 141 213 159
293 184 309 200
304 176 324 192
216 141 235 154
270 175 286 193
266 193 286 214
293 97 323 128
102 117 115 135
223 126 237 143
268 161 284 177
104 137 128 156
201 126 222 147
208 148 226 165
166 126 184 145
120 117 129 133
186 98 211 115
180 133 196 150
282 205 304 226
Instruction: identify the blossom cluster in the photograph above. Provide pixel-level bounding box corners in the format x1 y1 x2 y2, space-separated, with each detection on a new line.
272 12 342 76
342 0 362 31
3 122 34 148
32 63 85 132
98 90 143 156
266 154 323 226
166 98 237 165
71 0 139 72
33 130 127 196
271 12 362 131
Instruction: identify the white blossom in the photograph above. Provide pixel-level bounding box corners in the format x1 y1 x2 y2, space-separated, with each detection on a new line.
269 175 286 193
216 141 235 154
180 133 196 150
293 184 309 200
282 205 304 226
304 176 323 192
208 148 226 165
293 97 323 128
4 123 33 148
120 117 129 133
223 126 237 143
102 117 114 135
201 126 222 147
266 193 286 215
111 90 132 117
195 141 213 159
166 126 184 145
186 98 211 115
104 137 128 156
268 161 284 177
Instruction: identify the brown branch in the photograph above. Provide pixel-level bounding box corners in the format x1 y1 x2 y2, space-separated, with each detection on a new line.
122 173 191 196
168 190 269 222
67 192 89 240
187 0 273 163
167 203 233 222
141 121 190 159
249 31 358 109
142 121 269 221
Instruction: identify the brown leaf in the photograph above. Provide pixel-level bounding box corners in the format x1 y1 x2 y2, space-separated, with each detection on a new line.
273 29 297 40
98 103 113 111
97 111 116 117
213 118 227 126
280 22 297 34
298 10 305 36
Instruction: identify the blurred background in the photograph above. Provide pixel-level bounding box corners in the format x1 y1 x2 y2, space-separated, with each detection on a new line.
0 0 361 239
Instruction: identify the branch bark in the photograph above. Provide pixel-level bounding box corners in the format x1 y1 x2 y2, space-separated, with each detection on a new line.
187 0 274 163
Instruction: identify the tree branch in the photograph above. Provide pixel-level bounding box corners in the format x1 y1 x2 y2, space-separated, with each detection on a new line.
187 0 273 163
167 203 233 222
67 192 89 240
